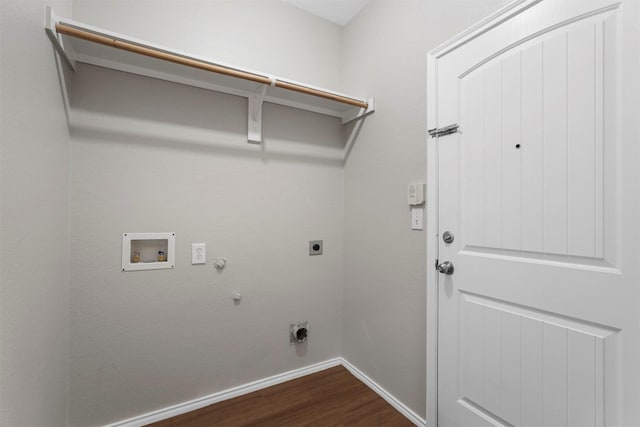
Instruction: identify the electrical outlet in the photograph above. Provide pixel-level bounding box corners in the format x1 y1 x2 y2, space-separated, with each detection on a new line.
191 243 206 264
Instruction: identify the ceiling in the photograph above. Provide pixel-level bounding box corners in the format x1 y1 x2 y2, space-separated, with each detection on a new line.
282 0 371 26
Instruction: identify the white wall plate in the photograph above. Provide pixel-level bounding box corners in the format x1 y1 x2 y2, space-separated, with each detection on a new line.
122 232 176 272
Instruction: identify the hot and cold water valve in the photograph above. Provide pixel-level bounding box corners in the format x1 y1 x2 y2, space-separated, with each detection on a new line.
290 321 309 344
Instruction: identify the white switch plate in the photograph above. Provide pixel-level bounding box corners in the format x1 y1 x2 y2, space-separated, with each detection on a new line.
411 208 424 230
192 243 206 264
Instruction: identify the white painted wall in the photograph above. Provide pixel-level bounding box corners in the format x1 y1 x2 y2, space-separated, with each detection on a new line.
67 2 346 425
0 1 72 426
341 0 506 418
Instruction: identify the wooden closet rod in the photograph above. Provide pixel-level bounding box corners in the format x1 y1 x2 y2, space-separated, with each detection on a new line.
274 81 368 108
55 23 369 109
55 24 271 84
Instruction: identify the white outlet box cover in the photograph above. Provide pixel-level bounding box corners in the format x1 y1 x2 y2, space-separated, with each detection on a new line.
192 243 206 265
122 232 175 271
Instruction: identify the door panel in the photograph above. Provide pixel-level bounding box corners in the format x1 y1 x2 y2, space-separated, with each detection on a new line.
460 18 608 263
432 1 638 425
459 292 617 427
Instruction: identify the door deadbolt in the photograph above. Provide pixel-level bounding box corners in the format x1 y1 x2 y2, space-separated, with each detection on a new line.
437 261 454 275
442 231 454 244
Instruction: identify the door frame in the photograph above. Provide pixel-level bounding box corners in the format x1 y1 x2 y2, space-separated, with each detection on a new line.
425 2 545 425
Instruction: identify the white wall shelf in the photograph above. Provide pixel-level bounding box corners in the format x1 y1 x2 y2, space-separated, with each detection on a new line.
44 7 375 143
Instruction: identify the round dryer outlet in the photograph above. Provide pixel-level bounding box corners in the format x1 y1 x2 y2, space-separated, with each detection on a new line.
290 321 309 344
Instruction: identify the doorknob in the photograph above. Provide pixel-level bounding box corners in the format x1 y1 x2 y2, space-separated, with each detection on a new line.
437 261 454 275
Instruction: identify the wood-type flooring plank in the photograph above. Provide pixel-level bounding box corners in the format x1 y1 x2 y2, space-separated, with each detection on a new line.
147 366 413 426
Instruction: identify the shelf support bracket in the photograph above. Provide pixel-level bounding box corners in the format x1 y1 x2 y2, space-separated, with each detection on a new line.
248 85 268 143
44 7 76 71
341 97 375 125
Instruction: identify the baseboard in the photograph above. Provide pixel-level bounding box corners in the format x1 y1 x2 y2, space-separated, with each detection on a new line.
103 358 342 427
103 356 426 427
339 357 427 427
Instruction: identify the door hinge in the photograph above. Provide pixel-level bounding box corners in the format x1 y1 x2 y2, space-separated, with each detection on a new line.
428 124 459 138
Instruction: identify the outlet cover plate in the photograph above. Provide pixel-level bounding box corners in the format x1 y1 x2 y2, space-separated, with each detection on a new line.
309 240 323 255
192 243 206 264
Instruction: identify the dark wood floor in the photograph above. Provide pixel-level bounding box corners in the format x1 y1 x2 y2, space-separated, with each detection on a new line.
147 366 414 426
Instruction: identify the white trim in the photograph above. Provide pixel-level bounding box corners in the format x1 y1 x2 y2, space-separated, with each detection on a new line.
426 49 439 427
102 357 426 427
103 358 341 427
429 0 542 58
340 358 427 427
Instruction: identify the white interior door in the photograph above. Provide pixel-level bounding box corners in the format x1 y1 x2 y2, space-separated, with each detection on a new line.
429 0 640 425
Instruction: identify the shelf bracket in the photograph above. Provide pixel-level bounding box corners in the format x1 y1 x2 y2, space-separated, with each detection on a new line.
341 97 375 125
44 7 76 71
248 85 268 143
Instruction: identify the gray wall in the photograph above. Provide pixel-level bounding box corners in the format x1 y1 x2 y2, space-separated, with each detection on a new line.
0 1 72 426
0 1 512 426
67 2 347 425
71 0 343 89
341 0 506 418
